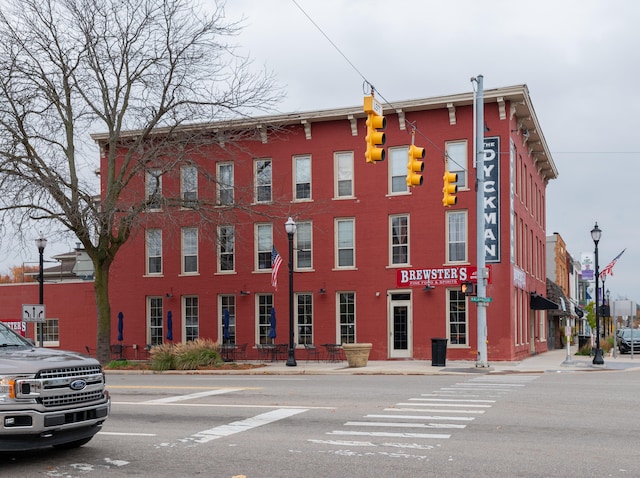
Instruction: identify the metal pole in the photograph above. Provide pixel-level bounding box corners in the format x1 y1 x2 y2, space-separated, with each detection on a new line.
593 239 604 365
473 75 488 368
38 245 44 347
286 228 297 367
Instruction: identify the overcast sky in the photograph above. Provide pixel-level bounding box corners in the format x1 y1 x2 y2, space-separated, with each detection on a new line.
219 0 638 304
7 0 637 305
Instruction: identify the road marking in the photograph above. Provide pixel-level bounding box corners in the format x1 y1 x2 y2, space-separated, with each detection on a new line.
385 407 485 414
112 401 333 410
345 421 466 429
327 430 450 439
187 408 307 444
415 398 496 403
366 414 475 421
145 388 245 403
99 431 157 437
397 402 491 408
107 385 260 390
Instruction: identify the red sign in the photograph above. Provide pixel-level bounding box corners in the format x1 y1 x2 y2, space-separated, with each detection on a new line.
396 266 491 288
0 320 26 337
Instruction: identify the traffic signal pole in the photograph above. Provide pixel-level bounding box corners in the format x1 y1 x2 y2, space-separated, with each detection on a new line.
473 75 489 368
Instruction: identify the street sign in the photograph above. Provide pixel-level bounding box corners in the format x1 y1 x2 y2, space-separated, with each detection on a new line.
471 296 493 303
22 304 46 323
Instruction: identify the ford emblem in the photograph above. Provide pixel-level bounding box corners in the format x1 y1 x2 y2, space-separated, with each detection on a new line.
70 379 87 391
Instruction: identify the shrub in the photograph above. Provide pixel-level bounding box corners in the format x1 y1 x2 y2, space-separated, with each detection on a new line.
107 359 129 369
150 339 223 371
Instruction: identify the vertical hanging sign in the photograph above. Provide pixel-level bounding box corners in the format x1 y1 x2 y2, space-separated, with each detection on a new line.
483 137 500 263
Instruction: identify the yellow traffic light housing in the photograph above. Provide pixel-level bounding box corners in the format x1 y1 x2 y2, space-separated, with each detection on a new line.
442 170 458 206
406 144 425 187
364 95 386 163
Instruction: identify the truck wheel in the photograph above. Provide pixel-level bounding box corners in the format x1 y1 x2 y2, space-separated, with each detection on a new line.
53 437 93 449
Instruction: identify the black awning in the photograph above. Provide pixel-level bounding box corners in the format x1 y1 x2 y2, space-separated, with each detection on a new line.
530 293 559 310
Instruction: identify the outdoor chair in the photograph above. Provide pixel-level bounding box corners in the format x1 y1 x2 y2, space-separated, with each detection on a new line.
304 343 321 362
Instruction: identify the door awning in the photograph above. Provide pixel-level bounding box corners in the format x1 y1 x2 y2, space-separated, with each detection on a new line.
530 293 559 310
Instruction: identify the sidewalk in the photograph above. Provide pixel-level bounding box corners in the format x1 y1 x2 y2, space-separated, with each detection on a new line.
211 345 640 375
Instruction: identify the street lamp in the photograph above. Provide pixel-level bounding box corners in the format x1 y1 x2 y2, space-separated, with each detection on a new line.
591 223 604 365
285 217 297 367
35 235 47 348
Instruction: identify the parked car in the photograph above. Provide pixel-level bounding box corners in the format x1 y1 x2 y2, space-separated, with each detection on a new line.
617 329 640 354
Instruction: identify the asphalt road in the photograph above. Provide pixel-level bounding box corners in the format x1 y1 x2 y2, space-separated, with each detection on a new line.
2 370 639 477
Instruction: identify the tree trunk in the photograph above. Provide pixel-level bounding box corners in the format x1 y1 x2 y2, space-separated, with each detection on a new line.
94 263 112 365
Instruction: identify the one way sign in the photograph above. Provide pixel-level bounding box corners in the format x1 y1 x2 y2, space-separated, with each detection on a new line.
22 304 46 323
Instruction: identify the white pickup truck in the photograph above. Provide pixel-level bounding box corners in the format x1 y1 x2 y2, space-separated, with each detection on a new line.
0 321 110 451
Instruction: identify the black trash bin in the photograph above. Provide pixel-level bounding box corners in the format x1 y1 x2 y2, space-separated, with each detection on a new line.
431 338 448 367
578 335 590 350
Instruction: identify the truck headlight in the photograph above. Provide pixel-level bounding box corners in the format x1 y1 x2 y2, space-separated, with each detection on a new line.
0 375 38 401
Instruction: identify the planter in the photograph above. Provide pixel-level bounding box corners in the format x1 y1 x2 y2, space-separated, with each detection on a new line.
342 343 372 368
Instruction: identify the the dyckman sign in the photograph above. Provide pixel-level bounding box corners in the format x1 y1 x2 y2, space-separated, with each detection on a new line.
483 137 500 263
396 266 491 287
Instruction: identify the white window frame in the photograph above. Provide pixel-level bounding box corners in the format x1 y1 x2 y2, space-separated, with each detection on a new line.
390 214 409 266
295 221 312 270
147 296 163 346
335 218 355 269
146 169 162 210
217 225 235 273
256 223 273 271
446 210 467 263
389 146 409 194
338 291 356 344
294 155 312 201
183 295 199 342
146 229 162 275
181 165 197 207
446 288 469 347
217 162 234 206
254 159 272 203
181 227 198 274
334 151 354 198
446 140 468 189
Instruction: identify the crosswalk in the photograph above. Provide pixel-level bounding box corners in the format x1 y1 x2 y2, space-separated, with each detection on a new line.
308 374 540 459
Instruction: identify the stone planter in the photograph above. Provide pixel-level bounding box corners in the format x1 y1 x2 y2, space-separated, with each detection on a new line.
342 343 372 368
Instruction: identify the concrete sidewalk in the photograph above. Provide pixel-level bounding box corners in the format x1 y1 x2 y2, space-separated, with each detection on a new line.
225 345 640 375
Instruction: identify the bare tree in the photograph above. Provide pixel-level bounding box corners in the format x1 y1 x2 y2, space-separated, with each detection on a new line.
0 0 283 363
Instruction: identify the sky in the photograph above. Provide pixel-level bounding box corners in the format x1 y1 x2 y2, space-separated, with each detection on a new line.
4 0 638 304
219 0 639 304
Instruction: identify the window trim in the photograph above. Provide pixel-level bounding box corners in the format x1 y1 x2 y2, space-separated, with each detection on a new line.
388 146 410 195
181 227 199 275
254 158 272 204
217 162 234 206
389 214 410 266
446 210 468 264
446 288 469 347
146 229 163 276
334 151 354 199
293 154 312 202
217 225 235 273
446 140 468 190
335 218 355 269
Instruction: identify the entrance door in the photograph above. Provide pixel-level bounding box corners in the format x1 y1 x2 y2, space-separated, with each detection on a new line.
389 292 412 358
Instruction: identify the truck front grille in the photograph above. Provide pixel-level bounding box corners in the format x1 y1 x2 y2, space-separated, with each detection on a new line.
36 366 106 409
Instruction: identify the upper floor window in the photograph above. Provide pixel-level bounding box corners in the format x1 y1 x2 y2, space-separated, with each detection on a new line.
217 162 234 206
334 152 354 198
146 169 162 210
255 159 272 203
146 229 162 274
446 210 467 263
295 221 312 269
389 147 409 194
336 218 355 268
294 155 311 201
446 141 468 189
218 225 235 272
390 214 409 265
181 166 197 207
182 227 198 274
256 223 273 270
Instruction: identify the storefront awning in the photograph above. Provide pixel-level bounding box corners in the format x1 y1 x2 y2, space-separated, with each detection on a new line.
530 293 559 310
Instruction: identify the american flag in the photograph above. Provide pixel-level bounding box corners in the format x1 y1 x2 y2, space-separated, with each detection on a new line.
600 248 625 280
271 246 283 290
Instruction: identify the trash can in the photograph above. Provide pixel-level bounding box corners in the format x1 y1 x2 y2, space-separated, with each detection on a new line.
578 335 590 350
431 338 448 367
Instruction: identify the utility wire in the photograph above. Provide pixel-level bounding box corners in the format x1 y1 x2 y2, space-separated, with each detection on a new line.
291 0 456 168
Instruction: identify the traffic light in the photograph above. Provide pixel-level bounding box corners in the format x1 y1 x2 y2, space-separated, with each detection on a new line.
461 281 474 296
442 170 458 206
406 144 425 187
363 95 386 163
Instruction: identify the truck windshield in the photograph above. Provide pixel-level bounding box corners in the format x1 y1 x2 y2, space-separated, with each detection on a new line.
0 323 31 347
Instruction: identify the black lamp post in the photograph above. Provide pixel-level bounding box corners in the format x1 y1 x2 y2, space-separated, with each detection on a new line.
35 236 47 347
591 223 604 365
285 217 297 367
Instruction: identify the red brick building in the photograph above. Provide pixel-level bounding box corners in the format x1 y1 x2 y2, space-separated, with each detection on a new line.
1 84 558 362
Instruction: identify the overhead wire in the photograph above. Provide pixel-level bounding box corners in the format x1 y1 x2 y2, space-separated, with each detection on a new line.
290 0 457 169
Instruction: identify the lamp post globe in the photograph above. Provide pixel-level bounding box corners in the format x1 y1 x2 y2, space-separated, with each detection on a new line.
591 223 604 365
285 217 297 367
